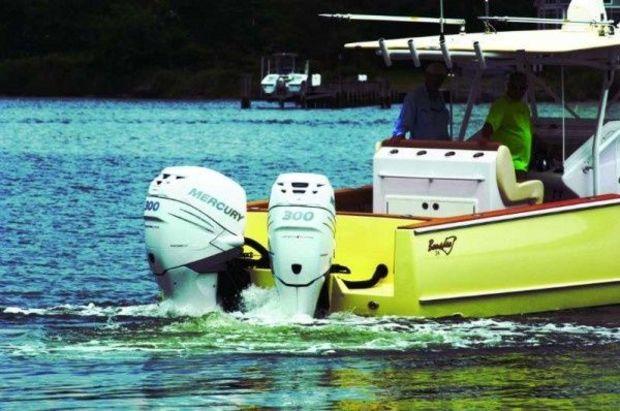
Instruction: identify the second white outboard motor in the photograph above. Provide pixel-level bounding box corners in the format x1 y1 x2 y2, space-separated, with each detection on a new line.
268 173 336 317
144 166 246 313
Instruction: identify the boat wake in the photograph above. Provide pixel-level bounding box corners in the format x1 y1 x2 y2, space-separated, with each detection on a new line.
2 286 619 357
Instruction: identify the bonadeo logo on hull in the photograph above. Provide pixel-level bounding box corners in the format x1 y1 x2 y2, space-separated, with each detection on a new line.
188 188 244 222
428 236 457 256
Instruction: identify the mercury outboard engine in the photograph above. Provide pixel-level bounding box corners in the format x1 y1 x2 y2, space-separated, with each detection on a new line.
268 173 336 317
144 166 246 313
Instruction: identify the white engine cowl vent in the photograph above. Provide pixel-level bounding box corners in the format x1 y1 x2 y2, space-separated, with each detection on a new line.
268 173 336 317
144 166 246 313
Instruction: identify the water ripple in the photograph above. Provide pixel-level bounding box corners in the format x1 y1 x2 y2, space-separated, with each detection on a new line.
1 98 618 409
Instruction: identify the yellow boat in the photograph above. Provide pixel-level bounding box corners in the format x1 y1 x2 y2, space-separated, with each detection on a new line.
144 0 620 318
241 0 620 317
245 182 620 318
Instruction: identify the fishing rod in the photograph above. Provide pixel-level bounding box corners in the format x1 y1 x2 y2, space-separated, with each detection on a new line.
318 13 465 27
440 0 445 35
478 16 615 26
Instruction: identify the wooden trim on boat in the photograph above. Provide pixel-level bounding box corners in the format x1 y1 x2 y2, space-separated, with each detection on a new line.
249 189 619 228
334 184 373 213
247 206 428 221
248 200 269 209
419 278 620 304
336 211 430 220
380 138 501 151
250 184 377 214
409 194 620 234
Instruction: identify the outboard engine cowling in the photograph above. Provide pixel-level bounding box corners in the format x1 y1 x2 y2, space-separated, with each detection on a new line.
268 173 336 317
144 166 246 313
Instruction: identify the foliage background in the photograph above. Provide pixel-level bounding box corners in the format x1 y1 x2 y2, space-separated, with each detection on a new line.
0 1 536 97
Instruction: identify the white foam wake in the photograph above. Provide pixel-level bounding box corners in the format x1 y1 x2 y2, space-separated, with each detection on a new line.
1 300 218 318
2 287 619 356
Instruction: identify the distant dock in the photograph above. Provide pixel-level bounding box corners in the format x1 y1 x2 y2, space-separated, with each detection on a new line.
240 74 399 109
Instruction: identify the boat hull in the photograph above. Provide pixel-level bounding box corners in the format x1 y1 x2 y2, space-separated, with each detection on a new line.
245 195 620 317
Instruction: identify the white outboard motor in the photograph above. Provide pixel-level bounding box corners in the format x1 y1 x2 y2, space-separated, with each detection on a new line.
268 173 336 317
144 166 246 313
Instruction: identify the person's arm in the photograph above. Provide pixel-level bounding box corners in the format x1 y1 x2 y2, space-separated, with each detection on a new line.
481 123 494 141
392 94 415 138
392 107 407 138
478 100 504 142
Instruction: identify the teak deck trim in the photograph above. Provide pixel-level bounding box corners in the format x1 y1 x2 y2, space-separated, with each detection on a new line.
409 194 620 233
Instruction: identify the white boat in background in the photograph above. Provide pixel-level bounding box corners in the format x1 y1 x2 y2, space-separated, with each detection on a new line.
144 0 620 318
260 53 321 108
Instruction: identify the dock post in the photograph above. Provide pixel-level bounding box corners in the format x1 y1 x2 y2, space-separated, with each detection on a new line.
240 74 252 109
300 81 308 109
377 78 392 109
383 78 392 109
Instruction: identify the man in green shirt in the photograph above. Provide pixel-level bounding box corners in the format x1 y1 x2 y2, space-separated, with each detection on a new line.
481 72 532 177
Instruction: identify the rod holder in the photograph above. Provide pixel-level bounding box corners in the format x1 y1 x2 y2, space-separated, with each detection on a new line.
379 38 392 67
474 41 486 70
407 39 421 68
440 37 453 70
379 39 392 67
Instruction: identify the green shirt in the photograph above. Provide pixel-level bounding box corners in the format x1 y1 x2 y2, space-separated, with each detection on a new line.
485 96 532 172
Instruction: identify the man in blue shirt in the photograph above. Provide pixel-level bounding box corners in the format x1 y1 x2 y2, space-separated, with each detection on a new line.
392 63 450 140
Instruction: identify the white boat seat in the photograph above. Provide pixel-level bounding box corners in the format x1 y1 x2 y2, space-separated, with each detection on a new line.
496 145 544 205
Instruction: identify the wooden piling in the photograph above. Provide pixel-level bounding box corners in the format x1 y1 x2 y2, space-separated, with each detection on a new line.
240 74 252 109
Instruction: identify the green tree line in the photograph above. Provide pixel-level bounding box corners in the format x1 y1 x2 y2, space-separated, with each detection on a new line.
0 0 534 98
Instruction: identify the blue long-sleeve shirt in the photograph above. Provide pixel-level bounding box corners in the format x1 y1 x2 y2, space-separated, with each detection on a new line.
392 85 450 140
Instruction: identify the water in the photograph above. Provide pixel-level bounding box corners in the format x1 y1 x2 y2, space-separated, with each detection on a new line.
1 99 618 409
